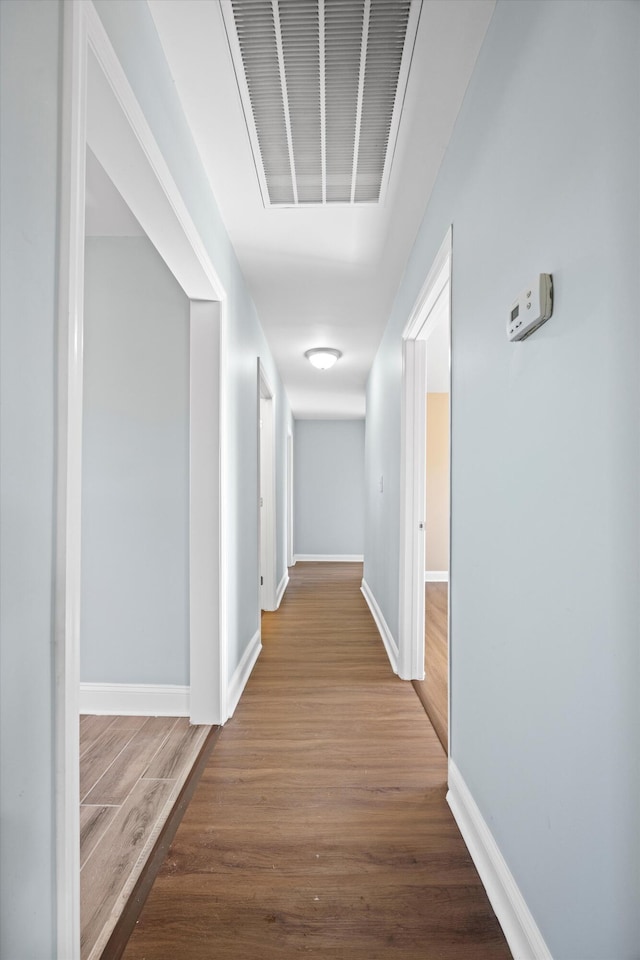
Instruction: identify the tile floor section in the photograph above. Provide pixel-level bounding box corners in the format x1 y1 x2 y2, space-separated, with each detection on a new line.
79 714 211 960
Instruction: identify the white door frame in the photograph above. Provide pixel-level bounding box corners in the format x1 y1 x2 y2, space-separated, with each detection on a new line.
398 228 452 682
286 431 294 568
56 3 227 955
258 361 277 611
190 301 227 725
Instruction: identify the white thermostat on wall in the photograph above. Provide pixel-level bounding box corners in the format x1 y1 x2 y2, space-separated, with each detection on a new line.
507 274 553 341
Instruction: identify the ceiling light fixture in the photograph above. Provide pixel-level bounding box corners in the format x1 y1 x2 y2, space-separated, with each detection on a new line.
305 348 342 371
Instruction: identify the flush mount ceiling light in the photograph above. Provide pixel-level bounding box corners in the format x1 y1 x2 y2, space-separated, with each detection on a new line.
221 0 421 207
305 348 342 370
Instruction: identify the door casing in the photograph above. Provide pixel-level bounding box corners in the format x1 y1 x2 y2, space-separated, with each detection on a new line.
258 361 277 611
398 228 452 703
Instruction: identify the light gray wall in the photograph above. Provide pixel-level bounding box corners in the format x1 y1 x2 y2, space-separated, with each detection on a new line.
364 2 640 957
81 237 190 684
0 1 292 954
294 420 365 557
0 1 60 954
92 0 292 679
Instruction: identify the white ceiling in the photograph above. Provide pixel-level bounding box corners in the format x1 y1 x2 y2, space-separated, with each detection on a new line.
145 0 493 417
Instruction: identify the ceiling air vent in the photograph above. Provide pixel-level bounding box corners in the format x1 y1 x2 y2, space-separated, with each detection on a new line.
221 0 421 207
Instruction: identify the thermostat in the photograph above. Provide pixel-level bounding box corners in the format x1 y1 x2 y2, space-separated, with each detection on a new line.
507 274 553 341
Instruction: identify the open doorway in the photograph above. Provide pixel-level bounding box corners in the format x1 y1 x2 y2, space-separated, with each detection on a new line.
56 7 227 956
81 147 192 710
80 132 220 960
398 229 452 754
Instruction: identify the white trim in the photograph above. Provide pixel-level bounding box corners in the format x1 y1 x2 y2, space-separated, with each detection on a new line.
447 761 552 960
403 227 452 340
218 300 229 723
275 571 290 609
376 0 422 208
79 683 190 717
360 579 398 674
258 362 277 611
189 302 224 725
219 2 272 209
56 4 87 956
398 336 427 679
226 629 262 719
294 554 364 562
286 431 294 568
425 570 449 582
398 226 452 686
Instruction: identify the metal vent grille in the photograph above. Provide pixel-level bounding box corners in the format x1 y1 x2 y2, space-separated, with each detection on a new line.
222 0 420 207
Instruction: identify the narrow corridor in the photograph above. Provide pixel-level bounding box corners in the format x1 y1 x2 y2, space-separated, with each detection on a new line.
122 563 510 959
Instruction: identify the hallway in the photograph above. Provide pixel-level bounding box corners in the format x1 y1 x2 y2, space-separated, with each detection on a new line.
122 563 510 959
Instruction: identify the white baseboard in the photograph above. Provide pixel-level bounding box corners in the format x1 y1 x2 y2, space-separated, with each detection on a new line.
447 761 552 960
79 682 190 717
425 570 449 582
360 578 399 675
275 570 289 608
294 554 364 562
226 628 261 719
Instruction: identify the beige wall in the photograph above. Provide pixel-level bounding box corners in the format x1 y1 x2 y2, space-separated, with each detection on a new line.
426 393 449 572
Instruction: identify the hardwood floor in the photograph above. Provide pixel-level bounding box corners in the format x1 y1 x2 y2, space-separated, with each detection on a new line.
413 582 449 752
79 714 213 960
121 563 510 959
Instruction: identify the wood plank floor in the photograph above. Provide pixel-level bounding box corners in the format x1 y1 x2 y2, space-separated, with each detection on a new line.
80 714 212 960
122 563 510 959
413 582 449 752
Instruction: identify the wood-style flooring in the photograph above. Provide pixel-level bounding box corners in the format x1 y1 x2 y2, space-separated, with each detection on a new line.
121 562 510 959
413 582 449 752
80 714 213 960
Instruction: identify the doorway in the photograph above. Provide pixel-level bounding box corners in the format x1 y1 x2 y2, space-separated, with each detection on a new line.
398 228 452 754
56 6 227 956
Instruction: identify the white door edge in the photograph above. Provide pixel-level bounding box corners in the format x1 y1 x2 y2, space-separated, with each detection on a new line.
258 361 277 612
